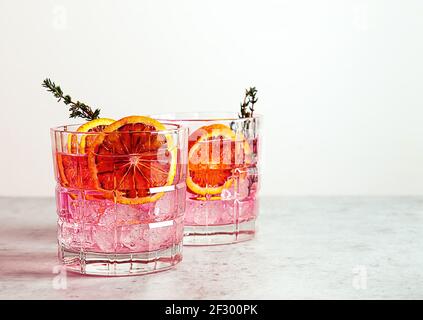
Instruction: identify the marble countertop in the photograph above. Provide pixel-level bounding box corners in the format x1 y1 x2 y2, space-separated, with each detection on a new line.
0 196 422 299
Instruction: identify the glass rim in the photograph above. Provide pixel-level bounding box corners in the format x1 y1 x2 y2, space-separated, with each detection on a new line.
50 122 186 135
150 112 262 122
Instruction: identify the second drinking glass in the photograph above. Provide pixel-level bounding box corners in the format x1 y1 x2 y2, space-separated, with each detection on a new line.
153 113 261 245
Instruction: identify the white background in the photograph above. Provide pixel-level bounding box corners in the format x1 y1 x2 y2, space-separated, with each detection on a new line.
0 0 422 197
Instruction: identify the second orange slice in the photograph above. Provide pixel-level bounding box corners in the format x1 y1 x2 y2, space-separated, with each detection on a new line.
187 124 251 196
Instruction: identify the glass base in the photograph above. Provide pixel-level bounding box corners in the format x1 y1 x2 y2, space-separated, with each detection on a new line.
58 242 183 276
183 219 256 246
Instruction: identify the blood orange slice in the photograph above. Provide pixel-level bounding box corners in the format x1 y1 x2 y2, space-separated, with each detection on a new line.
56 153 96 189
57 118 115 189
87 116 177 204
68 118 115 154
187 124 251 196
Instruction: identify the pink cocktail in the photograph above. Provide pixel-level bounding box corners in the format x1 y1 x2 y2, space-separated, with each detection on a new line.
51 119 188 276
153 113 260 245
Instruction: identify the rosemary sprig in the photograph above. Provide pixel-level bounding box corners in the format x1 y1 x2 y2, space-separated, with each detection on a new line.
239 87 258 118
42 78 100 121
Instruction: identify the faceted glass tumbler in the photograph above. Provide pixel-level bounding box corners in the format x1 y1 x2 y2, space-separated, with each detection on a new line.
153 113 260 245
50 123 188 276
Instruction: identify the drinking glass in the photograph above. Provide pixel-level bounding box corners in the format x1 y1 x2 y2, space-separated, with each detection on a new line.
153 113 260 245
51 123 188 275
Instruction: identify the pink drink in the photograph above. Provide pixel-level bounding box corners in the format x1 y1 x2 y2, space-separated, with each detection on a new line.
56 181 184 270
185 178 258 226
184 136 259 245
51 123 188 276
152 113 261 246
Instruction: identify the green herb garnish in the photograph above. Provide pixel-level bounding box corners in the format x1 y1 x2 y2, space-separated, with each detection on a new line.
239 87 258 118
42 78 100 121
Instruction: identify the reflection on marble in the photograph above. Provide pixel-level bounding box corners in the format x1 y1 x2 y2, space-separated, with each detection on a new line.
0 196 422 299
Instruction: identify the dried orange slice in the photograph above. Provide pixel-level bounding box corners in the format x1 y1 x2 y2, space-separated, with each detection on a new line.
187 124 251 196
87 116 177 204
68 118 115 154
56 153 96 190
57 118 115 190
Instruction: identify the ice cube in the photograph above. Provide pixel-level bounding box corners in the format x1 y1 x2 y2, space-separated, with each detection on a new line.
146 221 175 251
152 190 179 222
92 225 115 252
239 197 258 222
192 200 222 225
119 224 148 252
82 199 112 224
220 188 232 200
58 220 84 249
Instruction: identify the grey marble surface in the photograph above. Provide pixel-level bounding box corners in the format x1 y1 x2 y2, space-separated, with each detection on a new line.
0 196 422 299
